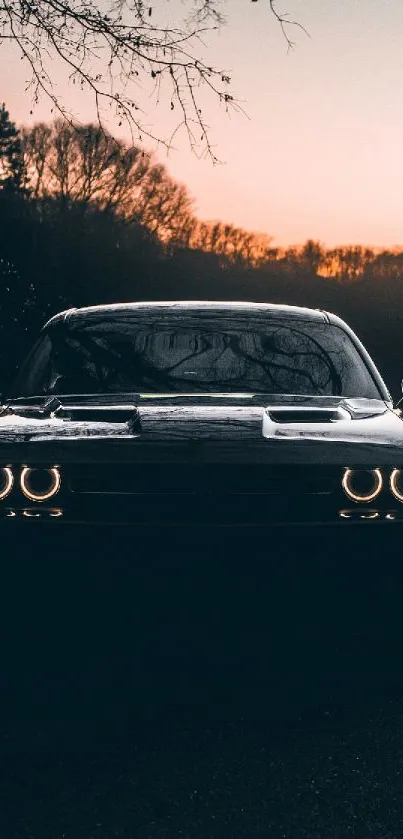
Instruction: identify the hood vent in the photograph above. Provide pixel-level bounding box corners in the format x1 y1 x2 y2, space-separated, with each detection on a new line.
60 406 142 433
266 406 352 424
6 403 142 428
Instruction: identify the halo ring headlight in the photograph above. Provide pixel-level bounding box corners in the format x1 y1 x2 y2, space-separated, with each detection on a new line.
390 469 403 503
0 467 14 500
342 468 383 503
20 467 61 502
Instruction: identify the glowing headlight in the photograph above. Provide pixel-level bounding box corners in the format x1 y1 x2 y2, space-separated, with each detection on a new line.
0 467 14 500
20 466 61 502
390 469 403 503
342 468 383 503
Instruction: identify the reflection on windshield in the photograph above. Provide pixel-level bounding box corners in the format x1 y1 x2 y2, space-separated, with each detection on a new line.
13 317 381 399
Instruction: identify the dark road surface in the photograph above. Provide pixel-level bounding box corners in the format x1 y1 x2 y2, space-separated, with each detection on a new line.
2 526 403 837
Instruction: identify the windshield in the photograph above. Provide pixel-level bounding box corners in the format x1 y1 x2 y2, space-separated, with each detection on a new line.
11 315 382 399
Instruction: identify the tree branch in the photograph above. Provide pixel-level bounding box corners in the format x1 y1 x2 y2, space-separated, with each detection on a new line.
0 0 308 158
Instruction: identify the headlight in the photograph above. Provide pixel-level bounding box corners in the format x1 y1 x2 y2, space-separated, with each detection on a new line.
0 467 14 500
342 468 383 503
20 466 61 502
390 469 403 503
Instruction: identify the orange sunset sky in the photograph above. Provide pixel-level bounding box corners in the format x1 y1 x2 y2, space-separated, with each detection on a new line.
1 0 403 248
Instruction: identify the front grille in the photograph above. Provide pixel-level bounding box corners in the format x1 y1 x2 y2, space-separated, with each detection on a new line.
68 464 334 496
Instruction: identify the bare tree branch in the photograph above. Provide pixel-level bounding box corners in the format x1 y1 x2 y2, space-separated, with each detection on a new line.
0 0 308 159
268 0 310 52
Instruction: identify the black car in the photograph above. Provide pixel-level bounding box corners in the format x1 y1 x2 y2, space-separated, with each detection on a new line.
0 300 402 529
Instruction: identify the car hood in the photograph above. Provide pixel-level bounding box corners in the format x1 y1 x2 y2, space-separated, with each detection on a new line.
0 393 402 457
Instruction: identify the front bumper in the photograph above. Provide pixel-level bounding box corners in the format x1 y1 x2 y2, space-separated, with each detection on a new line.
2 499 403 527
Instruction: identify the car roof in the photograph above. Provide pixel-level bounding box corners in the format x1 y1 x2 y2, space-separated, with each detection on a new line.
45 301 329 328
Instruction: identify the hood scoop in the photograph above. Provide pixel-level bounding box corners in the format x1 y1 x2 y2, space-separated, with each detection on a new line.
262 403 379 443
263 405 354 440
57 405 141 428
3 401 142 432
55 405 142 435
266 406 352 424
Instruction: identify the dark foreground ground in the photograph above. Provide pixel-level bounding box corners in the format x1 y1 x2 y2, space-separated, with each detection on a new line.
1 526 403 838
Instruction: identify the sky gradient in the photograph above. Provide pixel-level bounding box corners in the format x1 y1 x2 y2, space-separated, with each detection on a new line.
2 0 403 247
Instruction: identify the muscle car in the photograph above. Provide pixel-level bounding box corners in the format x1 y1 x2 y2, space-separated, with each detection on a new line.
0 300 402 529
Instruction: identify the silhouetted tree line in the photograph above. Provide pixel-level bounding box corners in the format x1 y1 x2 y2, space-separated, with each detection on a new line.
1 103 402 399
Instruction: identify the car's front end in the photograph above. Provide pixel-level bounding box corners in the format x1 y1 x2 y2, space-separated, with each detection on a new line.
1 302 402 553
1 394 403 532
